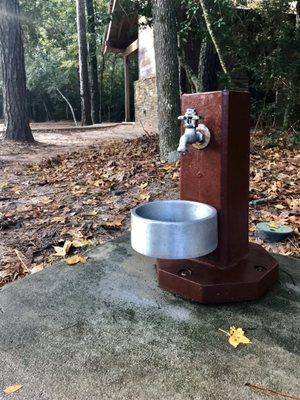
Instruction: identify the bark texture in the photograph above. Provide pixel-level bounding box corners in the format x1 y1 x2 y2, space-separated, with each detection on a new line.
152 0 181 161
0 0 33 142
76 0 92 126
86 0 100 124
198 37 218 92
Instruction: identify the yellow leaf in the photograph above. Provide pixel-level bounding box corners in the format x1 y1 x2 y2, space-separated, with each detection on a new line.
52 216 66 224
275 204 285 210
139 193 150 202
72 186 87 195
12 187 21 194
53 240 72 257
41 197 52 205
65 255 88 265
83 198 96 205
267 222 280 230
162 164 176 172
140 182 148 189
104 217 124 228
4 384 23 394
16 205 32 213
219 326 252 348
72 239 95 248
93 180 103 187
85 210 98 216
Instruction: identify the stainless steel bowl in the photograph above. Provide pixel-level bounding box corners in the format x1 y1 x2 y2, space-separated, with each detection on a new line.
131 200 218 259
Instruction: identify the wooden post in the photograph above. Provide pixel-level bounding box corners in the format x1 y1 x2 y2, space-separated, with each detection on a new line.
124 55 130 122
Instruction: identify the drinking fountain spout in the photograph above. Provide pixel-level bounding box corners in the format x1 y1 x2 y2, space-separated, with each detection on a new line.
177 108 210 153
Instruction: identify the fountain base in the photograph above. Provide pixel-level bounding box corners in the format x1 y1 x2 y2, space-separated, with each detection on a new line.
156 243 278 303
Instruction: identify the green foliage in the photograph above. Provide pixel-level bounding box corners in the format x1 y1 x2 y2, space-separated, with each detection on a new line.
17 0 132 122
176 0 299 133
1 0 297 134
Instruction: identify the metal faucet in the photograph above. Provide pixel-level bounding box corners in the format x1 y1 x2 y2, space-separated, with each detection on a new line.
177 109 210 153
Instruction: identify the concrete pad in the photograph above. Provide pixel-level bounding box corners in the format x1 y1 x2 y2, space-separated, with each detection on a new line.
0 234 299 400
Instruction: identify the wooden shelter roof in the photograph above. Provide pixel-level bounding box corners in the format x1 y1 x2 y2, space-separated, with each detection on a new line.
104 0 138 54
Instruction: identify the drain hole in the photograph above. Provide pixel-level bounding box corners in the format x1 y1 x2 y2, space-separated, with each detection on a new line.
178 268 192 277
254 265 267 272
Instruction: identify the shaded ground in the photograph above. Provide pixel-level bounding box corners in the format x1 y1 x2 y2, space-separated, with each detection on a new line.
0 125 299 286
0 122 141 165
0 234 299 400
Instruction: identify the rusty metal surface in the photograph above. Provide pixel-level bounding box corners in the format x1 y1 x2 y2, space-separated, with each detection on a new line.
156 91 278 303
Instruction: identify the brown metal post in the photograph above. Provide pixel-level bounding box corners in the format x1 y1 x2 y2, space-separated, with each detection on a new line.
180 91 249 267
156 91 278 303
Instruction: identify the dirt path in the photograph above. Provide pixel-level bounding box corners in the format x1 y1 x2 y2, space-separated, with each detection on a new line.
0 123 143 169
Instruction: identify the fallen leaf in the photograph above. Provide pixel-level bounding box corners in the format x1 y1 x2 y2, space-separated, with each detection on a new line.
103 217 125 228
219 326 252 348
161 164 177 172
53 240 72 257
14 249 31 274
4 384 23 394
65 255 88 265
12 187 21 194
140 182 148 189
52 216 66 224
41 197 53 205
93 179 103 187
72 239 95 248
85 210 98 216
275 204 285 210
83 198 96 205
30 264 44 274
139 193 150 202
267 222 280 229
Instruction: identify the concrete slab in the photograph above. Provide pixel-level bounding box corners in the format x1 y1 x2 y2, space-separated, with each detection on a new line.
0 234 299 400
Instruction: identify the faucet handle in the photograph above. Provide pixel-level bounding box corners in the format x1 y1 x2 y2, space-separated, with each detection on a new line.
178 109 199 126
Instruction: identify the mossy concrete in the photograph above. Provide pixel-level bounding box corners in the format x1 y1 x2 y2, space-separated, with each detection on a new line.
0 233 299 400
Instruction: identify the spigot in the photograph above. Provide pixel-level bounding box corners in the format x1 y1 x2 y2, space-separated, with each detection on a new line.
177 108 210 153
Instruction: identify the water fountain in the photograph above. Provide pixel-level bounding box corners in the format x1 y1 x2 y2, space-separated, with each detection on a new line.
131 91 278 303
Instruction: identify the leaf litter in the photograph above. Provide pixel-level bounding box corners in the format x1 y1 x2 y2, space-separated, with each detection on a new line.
0 132 299 287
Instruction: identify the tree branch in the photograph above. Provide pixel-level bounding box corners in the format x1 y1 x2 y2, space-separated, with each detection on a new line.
56 88 78 126
198 0 231 82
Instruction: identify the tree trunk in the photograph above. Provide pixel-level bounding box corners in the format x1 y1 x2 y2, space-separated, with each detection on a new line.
76 0 92 126
0 0 34 142
198 37 218 92
99 51 106 123
107 54 117 122
152 0 181 162
86 0 100 124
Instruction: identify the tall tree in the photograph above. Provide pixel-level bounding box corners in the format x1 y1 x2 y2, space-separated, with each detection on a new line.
0 0 34 142
152 0 181 162
76 0 92 126
86 0 100 124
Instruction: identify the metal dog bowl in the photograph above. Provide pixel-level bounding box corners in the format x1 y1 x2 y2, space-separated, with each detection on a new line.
131 200 218 259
